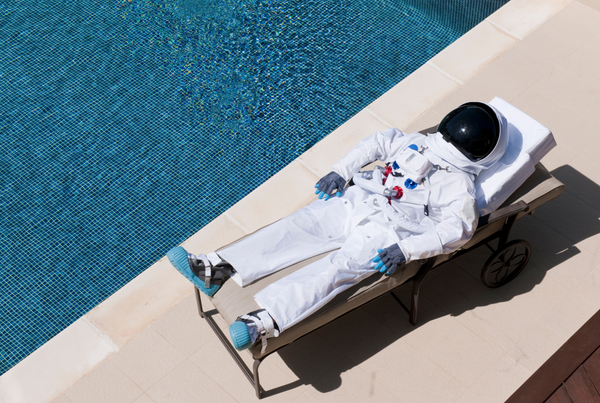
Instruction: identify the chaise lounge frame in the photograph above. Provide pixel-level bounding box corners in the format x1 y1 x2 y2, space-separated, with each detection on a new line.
191 126 565 399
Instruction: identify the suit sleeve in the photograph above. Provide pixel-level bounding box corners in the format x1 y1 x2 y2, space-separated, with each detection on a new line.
397 174 478 261
331 128 408 181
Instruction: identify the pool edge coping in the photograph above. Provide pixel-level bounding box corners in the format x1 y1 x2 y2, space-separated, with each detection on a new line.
0 1 573 401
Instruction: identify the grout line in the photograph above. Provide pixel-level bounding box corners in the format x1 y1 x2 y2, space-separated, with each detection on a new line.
111 359 146 397
185 346 241 402
296 157 322 178
223 211 252 234
365 107 393 127
426 61 465 85
83 316 120 352
577 0 600 14
486 18 523 41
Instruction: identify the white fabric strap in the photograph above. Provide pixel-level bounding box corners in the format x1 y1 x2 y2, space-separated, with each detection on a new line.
256 310 279 354
256 310 278 338
198 253 211 269
240 310 279 354
198 254 211 288
206 252 222 266
256 311 271 354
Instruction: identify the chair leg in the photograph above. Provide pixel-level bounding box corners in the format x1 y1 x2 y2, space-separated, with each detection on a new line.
498 214 518 249
194 287 266 398
408 257 437 325
253 359 263 399
194 286 205 319
409 281 420 325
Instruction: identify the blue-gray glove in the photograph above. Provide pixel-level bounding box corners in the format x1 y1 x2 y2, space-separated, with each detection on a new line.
372 244 406 275
315 171 346 201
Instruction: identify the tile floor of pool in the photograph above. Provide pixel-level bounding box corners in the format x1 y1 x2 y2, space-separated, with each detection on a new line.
4 0 600 401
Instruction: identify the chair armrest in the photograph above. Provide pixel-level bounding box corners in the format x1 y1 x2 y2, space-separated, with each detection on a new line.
477 200 529 228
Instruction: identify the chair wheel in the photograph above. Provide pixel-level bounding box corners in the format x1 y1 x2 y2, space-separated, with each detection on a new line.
481 240 531 288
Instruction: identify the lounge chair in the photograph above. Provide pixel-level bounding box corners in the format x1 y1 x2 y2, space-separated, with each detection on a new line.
185 98 565 399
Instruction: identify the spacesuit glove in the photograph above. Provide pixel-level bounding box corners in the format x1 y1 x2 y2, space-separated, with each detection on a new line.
372 244 406 275
314 171 346 201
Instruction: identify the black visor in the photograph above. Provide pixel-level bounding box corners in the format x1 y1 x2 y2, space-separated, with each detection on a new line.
438 102 500 161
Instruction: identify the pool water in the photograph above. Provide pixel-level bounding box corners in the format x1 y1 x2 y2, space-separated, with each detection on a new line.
0 0 509 375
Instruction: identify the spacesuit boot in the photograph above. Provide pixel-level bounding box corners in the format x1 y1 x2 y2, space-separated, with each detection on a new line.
166 246 234 297
229 309 280 353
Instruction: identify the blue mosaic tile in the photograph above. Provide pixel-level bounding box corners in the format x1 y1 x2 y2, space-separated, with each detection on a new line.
0 0 509 374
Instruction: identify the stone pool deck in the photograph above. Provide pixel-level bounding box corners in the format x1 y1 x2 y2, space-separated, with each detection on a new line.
3 0 600 401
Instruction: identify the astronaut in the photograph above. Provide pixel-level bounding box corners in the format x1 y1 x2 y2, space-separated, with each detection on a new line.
167 102 508 353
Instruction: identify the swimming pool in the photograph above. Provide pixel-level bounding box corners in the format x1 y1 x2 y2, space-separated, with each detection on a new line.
0 0 509 375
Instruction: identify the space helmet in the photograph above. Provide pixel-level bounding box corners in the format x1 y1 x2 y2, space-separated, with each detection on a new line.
438 102 501 162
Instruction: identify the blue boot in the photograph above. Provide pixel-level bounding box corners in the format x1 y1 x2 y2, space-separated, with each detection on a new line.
229 321 252 350
166 246 231 297
228 310 280 352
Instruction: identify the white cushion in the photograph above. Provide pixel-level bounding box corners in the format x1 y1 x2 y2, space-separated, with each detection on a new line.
475 97 556 215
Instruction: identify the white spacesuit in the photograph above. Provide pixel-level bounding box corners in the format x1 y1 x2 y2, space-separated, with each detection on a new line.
168 102 509 352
